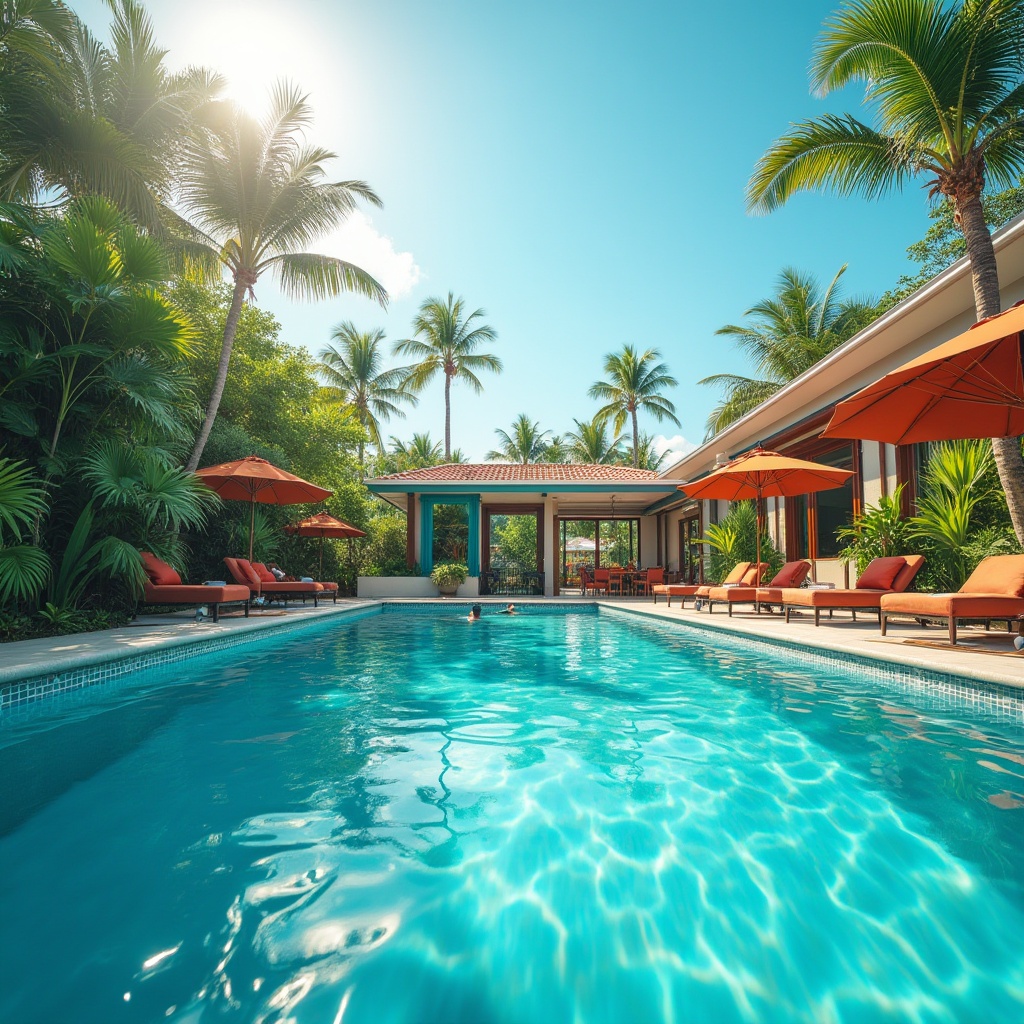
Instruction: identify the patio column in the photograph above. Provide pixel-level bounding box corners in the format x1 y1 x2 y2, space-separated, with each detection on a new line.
406 492 417 569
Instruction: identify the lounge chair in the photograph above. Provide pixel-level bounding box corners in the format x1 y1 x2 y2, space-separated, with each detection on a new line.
652 561 752 607
708 560 811 615
881 554 1024 645
224 557 323 606
139 552 250 622
252 561 338 603
779 555 925 626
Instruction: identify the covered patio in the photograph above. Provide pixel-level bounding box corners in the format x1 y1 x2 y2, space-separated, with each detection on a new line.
362 463 686 597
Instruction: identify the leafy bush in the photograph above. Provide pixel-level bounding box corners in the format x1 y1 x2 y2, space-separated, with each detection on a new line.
700 501 782 582
0 606 130 643
430 563 469 588
837 484 915 575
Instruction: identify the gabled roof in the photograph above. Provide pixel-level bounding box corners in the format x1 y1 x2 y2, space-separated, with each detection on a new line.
370 463 660 483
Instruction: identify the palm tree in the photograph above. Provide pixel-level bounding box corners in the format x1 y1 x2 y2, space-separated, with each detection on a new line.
486 414 551 463
394 292 501 460
748 0 1024 541
0 0 222 229
565 416 626 464
388 433 443 471
181 82 387 471
318 322 416 474
588 345 680 468
627 432 669 472
699 266 876 436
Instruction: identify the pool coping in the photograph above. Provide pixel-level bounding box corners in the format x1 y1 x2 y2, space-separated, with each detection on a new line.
3 596 1024 717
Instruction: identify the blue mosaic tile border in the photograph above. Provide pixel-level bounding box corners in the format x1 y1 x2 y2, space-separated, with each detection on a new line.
0 604 382 717
603 605 1024 722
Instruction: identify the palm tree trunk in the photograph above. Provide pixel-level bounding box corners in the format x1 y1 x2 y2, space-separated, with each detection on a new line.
444 373 452 460
631 408 639 468
958 194 1024 544
186 275 249 472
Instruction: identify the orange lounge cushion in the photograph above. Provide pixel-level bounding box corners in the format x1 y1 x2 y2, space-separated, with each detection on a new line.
739 566 761 586
260 581 323 593
783 588 890 609
769 560 810 588
141 551 180 587
318 581 339 591
756 587 791 604
144 583 249 604
251 562 278 584
722 562 752 585
707 586 757 603
881 593 1024 618
656 584 701 596
856 557 907 591
959 555 1024 597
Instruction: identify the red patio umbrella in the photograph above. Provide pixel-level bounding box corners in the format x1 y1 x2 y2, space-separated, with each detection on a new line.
285 512 366 576
680 448 853 571
195 456 333 562
823 299 1024 444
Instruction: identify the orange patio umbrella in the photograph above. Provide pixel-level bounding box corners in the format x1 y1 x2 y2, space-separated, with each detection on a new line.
285 512 366 576
195 456 333 562
680 448 853 570
823 299 1024 444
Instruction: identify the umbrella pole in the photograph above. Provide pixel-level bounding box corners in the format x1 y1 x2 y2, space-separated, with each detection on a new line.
755 488 762 576
319 534 324 577
249 495 256 562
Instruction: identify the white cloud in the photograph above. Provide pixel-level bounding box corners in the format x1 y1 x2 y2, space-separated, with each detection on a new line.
320 211 422 300
652 433 697 469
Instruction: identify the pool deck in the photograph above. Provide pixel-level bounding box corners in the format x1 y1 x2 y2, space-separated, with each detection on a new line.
2 594 1024 697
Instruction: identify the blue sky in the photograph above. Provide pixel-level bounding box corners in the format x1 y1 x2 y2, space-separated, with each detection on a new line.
78 0 936 462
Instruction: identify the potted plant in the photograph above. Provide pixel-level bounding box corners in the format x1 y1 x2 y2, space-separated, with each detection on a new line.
430 562 468 596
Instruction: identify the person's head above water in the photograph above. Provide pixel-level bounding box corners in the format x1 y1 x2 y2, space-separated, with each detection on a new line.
506 603 516 613
468 604 482 620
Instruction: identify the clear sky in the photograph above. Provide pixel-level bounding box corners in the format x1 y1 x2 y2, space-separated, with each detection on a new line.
76 0 935 463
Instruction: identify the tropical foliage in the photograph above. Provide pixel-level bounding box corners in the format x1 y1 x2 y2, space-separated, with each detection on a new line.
487 414 551 464
699 501 783 583
394 292 501 460
837 485 915 575
700 266 876 436
181 81 387 470
318 322 415 472
589 345 679 467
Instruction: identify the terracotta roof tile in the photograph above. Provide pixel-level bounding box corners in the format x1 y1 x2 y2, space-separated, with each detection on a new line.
371 463 661 483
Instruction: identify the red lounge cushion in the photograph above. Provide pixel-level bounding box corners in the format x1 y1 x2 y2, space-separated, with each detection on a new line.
140 551 180 587
959 555 1024 597
856 557 906 591
235 559 263 587
251 562 277 584
770 561 809 588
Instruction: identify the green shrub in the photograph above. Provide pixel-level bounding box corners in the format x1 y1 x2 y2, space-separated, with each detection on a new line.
700 501 782 582
837 484 914 576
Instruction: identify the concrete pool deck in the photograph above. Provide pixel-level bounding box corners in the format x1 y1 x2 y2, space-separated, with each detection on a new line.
2 594 1023 699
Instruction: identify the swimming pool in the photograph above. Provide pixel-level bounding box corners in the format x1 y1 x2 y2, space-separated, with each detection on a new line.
2 607 1024 1022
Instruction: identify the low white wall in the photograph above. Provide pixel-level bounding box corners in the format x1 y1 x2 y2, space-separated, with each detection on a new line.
357 577 480 599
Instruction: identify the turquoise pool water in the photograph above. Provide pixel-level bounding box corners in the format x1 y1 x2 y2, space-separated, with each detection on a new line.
2 608 1024 1023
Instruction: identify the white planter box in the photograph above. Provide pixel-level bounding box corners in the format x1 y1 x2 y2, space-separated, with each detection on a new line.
357 577 480 599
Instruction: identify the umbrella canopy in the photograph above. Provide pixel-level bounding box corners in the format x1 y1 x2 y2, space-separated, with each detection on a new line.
680 447 853 570
285 512 366 575
195 456 333 561
822 299 1024 444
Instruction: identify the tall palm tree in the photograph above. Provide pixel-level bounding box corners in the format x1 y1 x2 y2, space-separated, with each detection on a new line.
748 0 1024 541
588 345 680 468
0 0 221 230
699 266 876 436
486 414 551 463
394 292 501 460
318 322 415 474
565 416 626 464
181 82 387 471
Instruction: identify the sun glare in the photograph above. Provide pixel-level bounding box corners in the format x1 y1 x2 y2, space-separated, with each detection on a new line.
183 3 333 120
